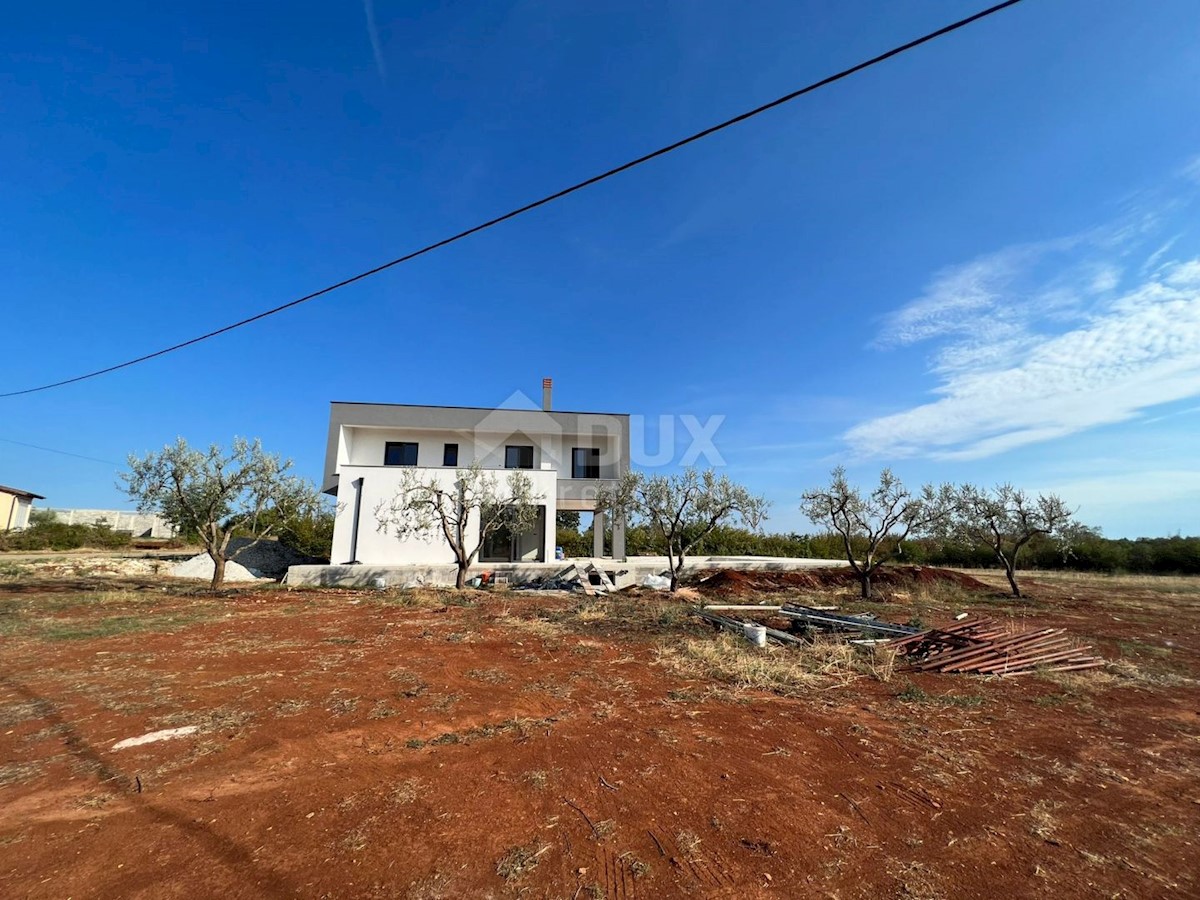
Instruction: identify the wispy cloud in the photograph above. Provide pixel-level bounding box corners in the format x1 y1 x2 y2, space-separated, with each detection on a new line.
363 0 386 81
846 168 1200 461
1181 154 1200 186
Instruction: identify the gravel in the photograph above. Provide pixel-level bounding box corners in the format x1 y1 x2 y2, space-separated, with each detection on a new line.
171 554 267 582
170 538 323 582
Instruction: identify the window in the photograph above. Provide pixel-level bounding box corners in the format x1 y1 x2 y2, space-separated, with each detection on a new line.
572 447 600 479
443 443 459 466
383 441 418 466
505 445 534 469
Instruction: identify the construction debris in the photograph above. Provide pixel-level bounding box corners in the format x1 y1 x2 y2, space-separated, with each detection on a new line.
692 608 804 646
890 618 1103 675
515 563 633 595
688 602 1102 677
112 725 199 751
778 603 921 638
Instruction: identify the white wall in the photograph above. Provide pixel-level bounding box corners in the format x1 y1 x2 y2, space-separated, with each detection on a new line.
43 509 177 538
12 498 32 530
340 425 619 477
331 465 559 566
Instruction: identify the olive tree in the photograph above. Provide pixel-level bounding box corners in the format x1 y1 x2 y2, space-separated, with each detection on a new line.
603 468 768 592
374 463 541 589
946 484 1074 598
801 467 948 600
122 437 321 589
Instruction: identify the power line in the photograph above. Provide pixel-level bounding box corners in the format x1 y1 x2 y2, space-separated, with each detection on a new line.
1 0 1027 399
0 436 120 466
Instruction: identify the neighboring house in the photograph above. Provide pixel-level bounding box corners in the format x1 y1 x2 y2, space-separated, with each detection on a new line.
0 485 44 531
42 509 178 539
323 381 629 565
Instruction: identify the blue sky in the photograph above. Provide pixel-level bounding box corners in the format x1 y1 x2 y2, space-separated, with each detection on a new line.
2 0 1199 538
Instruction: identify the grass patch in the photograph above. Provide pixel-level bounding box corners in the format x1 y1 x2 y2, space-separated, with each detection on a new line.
273 698 309 717
496 843 548 882
1030 799 1060 842
621 852 650 879
391 778 423 805
0 761 43 786
656 633 894 696
675 830 702 859
895 681 986 707
522 769 549 790
38 610 212 641
413 717 558 751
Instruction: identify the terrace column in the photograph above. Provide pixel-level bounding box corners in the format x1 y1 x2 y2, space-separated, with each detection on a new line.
612 513 626 560
593 509 605 558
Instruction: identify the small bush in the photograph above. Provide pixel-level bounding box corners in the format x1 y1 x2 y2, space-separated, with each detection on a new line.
0 514 132 552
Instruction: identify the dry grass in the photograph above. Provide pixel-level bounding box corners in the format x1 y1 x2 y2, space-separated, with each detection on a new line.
391 778 423 805
522 770 549 790
495 843 548 882
0 761 43 786
273 698 309 717
621 852 651 879
492 611 565 641
655 633 896 695
675 830 702 859
1029 799 1060 842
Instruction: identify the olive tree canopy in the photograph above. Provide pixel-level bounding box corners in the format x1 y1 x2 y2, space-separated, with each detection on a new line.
945 484 1074 598
801 467 949 600
603 468 768 591
374 463 541 589
122 437 321 589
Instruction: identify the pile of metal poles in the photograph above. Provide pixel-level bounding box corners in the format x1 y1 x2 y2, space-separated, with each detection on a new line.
890 618 1103 675
778 603 921 639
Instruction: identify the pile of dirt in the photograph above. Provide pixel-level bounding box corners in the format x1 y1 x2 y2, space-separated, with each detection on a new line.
693 565 990 597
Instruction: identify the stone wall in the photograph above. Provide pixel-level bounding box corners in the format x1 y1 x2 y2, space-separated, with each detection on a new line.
43 509 177 539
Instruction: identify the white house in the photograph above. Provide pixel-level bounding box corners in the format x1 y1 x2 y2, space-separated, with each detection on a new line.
322 380 629 566
0 484 44 531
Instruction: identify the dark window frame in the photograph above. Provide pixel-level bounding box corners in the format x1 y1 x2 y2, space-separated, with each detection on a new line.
383 441 419 467
505 445 534 470
442 443 459 467
571 447 601 479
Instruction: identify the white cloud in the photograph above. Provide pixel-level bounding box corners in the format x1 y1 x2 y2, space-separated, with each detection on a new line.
1181 154 1200 186
848 244 1200 460
362 0 386 81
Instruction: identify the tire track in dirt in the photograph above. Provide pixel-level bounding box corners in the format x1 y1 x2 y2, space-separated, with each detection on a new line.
648 825 737 891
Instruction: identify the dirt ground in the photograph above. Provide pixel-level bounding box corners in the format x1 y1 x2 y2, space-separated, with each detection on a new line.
1 565 1197 899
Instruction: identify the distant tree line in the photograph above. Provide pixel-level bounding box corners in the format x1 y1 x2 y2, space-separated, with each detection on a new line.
611 525 1200 577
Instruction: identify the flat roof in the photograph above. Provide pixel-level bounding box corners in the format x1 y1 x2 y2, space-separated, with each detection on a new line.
330 400 630 418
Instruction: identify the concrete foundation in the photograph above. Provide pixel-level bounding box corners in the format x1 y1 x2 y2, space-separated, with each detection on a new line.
283 555 847 589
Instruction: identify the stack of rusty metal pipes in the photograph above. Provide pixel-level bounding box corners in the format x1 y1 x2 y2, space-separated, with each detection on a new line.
890 617 1103 676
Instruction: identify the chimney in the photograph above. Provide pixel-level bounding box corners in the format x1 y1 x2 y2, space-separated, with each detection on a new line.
542 378 553 411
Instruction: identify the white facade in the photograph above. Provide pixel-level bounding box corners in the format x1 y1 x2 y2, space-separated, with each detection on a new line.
322 398 630 566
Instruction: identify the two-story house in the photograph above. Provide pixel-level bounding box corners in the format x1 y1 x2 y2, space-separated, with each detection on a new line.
322 381 629 566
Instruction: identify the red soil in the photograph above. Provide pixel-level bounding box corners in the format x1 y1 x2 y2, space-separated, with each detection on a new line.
0 574 1197 898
